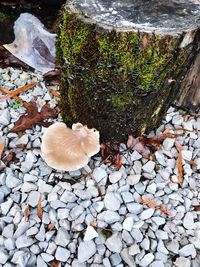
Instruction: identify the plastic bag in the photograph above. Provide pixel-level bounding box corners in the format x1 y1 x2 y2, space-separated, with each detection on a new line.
3 13 56 73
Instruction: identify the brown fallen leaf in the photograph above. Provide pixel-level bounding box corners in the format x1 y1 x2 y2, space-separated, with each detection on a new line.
3 149 16 165
140 196 171 217
48 223 55 231
7 82 37 99
175 141 183 187
11 102 58 132
37 195 43 220
0 142 5 159
193 205 200 212
0 86 29 108
49 87 60 97
24 206 30 221
51 259 59 267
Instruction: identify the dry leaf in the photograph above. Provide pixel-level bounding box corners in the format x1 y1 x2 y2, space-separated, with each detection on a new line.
0 142 5 159
11 102 58 132
3 149 16 165
37 195 43 220
24 206 30 221
140 196 171 217
48 223 55 231
175 141 183 187
49 88 60 97
0 86 29 107
114 153 122 169
193 205 200 211
90 221 97 228
51 259 59 267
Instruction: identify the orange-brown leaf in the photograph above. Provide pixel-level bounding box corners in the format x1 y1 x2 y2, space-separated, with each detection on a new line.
175 142 183 187
51 259 59 267
49 88 60 97
193 205 200 212
7 82 37 98
48 223 55 231
37 195 43 220
140 196 171 217
11 102 58 132
90 221 97 228
0 142 5 159
24 206 30 221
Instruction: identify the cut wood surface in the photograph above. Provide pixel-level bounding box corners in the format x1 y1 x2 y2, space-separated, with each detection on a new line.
57 0 200 141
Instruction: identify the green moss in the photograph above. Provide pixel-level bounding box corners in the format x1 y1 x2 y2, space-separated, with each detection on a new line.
0 12 8 22
110 91 134 109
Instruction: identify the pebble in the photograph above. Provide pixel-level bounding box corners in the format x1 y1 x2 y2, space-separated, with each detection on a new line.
127 174 141 185
78 241 97 263
0 109 10 125
142 161 155 173
139 253 154 267
183 212 195 230
140 208 155 220
123 217 134 231
109 171 122 183
27 191 41 207
0 248 9 264
174 256 191 267
6 173 21 189
55 246 70 262
84 226 98 241
104 192 121 211
55 227 70 247
162 138 175 151
16 235 35 248
92 167 107 184
179 244 196 257
60 191 77 203
105 233 123 253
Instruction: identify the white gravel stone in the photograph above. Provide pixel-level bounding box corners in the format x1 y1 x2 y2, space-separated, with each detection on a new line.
120 248 136 267
142 161 155 173
123 217 134 231
139 253 154 267
152 217 165 226
127 174 141 185
174 256 191 267
84 226 98 241
179 244 196 258
127 203 143 214
105 233 123 253
146 183 157 194
16 235 35 248
109 171 122 183
38 180 53 193
60 191 77 203
100 210 120 224
182 150 193 161
150 261 165 267
41 253 54 262
131 151 142 161
131 229 143 243
162 138 175 151
27 191 41 207
55 246 70 262
155 230 168 240
92 167 108 184
0 248 9 264
1 198 13 215
21 182 37 192
104 192 121 211
0 109 10 125
55 227 70 247
129 244 140 255
166 240 179 253
4 238 15 250
23 173 38 182
6 173 21 189
78 241 97 263
155 151 166 166
183 212 195 230
140 208 155 220
121 191 134 203
70 205 84 220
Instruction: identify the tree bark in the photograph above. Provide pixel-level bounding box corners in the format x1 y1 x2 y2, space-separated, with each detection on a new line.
57 1 200 141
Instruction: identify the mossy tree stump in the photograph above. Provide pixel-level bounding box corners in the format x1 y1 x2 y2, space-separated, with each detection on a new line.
57 0 200 141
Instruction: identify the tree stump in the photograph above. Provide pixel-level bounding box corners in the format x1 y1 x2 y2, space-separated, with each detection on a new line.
57 0 200 141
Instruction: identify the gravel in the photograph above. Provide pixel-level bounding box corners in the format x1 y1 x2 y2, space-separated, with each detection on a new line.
0 67 199 266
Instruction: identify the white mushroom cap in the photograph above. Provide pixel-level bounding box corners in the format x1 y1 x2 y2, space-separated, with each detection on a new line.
41 122 100 171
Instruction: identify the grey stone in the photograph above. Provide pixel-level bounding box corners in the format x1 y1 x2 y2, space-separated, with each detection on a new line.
179 244 196 258
174 257 191 267
1 198 13 215
131 229 143 243
104 192 121 211
109 171 122 183
127 203 143 214
6 173 21 189
120 248 136 267
60 191 77 203
155 230 168 240
92 167 108 184
139 253 154 267
84 226 98 241
105 233 123 253
183 212 195 230
110 253 122 265
16 235 35 248
78 241 96 263
0 109 10 125
0 248 9 264
123 217 134 231
142 161 155 173
41 253 54 262
127 174 141 185
140 208 155 220
55 227 70 247
4 238 15 250
121 191 134 203
27 191 41 207
70 205 84 220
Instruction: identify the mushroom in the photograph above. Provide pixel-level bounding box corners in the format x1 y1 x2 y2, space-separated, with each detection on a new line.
41 122 100 171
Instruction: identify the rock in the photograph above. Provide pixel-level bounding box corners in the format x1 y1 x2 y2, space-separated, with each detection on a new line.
155 151 166 166
23 173 38 182
182 150 193 161
14 221 30 238
127 174 141 185
0 248 9 264
131 151 142 161
131 229 143 243
140 238 150 251
84 226 98 241
60 191 77 203
55 247 70 262
123 217 134 231
4 238 15 250
140 208 155 220
6 173 21 189
20 73 30 81
105 233 123 253
146 183 157 194
142 161 155 173
152 217 166 226
183 212 195 230
120 248 136 267
0 109 10 125
70 205 84 220
57 208 69 220
174 256 191 267
162 138 175 151
109 171 122 183
27 191 41 207
157 240 169 254
155 230 168 240
16 134 29 146
37 255 48 267
166 239 179 254
38 180 53 194
55 227 70 247
41 253 54 263
129 244 140 256
92 167 108 185
150 261 165 267
121 191 134 203
2 224 14 238
139 253 154 267
179 244 196 258
16 235 35 248
92 201 104 213
127 203 143 214
21 182 37 192
78 241 96 263
104 192 121 211
1 198 13 215
100 210 120 224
